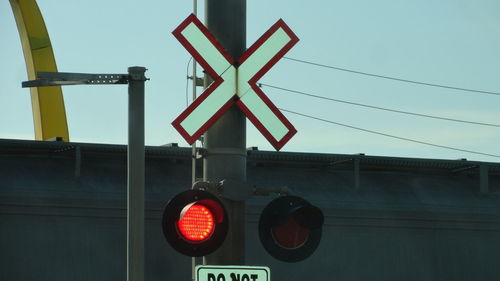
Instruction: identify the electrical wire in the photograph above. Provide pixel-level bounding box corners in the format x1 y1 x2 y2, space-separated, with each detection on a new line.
280 108 500 159
260 83 500 128
283 57 500 97
185 57 193 107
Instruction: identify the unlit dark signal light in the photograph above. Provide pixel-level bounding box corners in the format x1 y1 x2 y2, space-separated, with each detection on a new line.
259 196 324 262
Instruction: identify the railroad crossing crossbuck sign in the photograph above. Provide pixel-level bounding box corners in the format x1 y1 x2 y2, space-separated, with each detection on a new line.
172 14 299 151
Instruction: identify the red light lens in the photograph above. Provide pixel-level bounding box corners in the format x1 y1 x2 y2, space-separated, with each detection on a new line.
271 213 310 249
177 203 215 241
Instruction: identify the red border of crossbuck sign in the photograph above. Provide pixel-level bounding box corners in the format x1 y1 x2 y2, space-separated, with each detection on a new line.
172 14 298 151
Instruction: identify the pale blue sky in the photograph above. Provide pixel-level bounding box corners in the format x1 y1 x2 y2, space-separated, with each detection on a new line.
1 0 499 162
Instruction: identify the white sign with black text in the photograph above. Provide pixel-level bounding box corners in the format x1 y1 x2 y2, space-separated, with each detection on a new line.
195 265 270 281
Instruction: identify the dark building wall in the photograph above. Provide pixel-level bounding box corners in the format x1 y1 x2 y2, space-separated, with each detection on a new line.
1 140 499 281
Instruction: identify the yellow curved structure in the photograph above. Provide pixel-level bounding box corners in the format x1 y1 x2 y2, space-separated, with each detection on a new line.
10 0 69 141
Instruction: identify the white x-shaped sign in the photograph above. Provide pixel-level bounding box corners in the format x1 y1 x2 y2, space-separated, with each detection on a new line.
172 14 298 151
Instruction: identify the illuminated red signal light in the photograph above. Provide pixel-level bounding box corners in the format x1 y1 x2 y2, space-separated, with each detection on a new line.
178 203 215 242
162 190 228 257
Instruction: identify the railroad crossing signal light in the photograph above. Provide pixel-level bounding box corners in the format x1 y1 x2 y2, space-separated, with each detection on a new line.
259 196 324 262
162 190 228 257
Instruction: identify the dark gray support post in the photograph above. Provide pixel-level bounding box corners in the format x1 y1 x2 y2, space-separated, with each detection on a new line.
74 146 81 179
204 0 247 265
20 68 148 278
354 158 360 191
127 66 146 281
480 165 489 194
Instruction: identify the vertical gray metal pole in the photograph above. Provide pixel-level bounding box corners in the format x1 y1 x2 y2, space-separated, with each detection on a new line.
480 165 489 194
204 0 247 265
127 66 146 281
192 1 202 277
191 0 199 186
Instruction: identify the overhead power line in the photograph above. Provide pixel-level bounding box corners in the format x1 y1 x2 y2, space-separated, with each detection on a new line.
260 83 500 128
280 108 500 159
283 57 500 97
185 57 193 107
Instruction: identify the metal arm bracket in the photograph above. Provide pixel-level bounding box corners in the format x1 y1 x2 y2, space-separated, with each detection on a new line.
22 72 132 87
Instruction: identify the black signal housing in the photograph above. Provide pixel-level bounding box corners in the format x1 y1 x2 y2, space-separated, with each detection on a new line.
259 195 324 262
